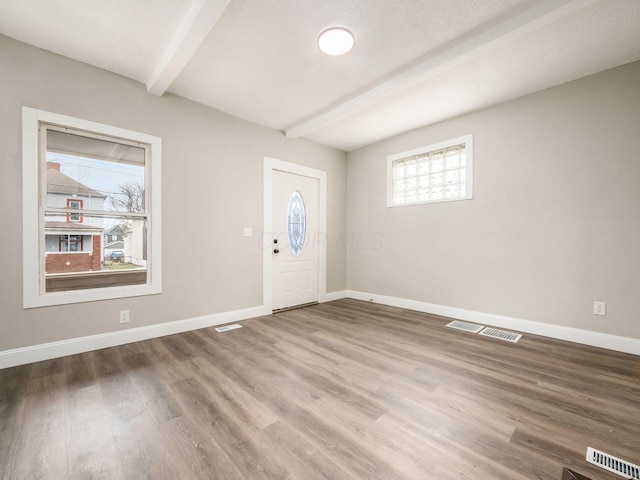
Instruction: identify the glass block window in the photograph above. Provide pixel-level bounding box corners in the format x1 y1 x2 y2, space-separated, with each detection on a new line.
387 134 473 206
287 191 306 256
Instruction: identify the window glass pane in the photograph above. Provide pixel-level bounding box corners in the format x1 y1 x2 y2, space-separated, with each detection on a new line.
287 191 306 256
405 159 417 176
43 128 148 293
445 170 459 184
45 214 148 293
431 156 444 173
445 153 459 170
46 132 145 212
445 185 460 198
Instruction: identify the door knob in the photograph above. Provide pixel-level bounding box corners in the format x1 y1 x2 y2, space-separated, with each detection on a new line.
273 248 279 254
273 239 278 244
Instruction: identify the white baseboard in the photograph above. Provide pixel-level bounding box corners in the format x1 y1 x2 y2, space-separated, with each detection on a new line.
0 290 348 369
4 290 636 369
0 305 270 369
346 290 640 356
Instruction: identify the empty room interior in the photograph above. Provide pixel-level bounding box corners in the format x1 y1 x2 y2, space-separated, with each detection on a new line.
1 1 639 479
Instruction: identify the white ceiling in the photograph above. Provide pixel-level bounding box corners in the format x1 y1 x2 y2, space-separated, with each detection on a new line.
1 0 639 151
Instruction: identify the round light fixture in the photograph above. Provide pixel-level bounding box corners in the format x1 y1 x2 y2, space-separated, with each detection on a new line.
317 27 354 56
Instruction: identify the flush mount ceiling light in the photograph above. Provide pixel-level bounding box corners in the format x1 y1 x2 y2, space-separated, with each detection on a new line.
317 27 354 56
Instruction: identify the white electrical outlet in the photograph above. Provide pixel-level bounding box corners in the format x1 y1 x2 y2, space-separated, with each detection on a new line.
593 301 606 316
119 309 130 324
243 227 252 237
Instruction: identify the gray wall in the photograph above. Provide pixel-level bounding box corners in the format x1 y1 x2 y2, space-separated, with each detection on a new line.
2 32 638 353
347 61 640 339
0 35 347 351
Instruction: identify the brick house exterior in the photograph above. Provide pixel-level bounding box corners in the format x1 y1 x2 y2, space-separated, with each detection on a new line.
45 234 102 273
44 162 107 274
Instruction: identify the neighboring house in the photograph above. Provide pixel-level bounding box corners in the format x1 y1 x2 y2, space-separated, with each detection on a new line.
103 223 128 259
129 219 147 267
103 224 127 245
102 223 146 266
45 162 106 274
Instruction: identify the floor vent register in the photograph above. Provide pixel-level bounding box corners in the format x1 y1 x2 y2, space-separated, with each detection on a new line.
478 327 522 343
445 320 485 333
586 447 639 479
215 324 243 333
445 320 522 343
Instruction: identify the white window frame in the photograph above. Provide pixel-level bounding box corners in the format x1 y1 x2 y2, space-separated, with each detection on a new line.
387 134 473 207
22 107 162 308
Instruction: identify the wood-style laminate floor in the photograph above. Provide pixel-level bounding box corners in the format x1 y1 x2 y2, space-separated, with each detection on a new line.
1 299 639 480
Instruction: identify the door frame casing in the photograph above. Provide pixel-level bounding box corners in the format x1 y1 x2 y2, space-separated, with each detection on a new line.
263 157 327 311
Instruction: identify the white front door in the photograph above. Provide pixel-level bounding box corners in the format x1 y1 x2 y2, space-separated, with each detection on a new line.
272 170 319 310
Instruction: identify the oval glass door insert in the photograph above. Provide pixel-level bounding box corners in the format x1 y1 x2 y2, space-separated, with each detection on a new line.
287 191 306 256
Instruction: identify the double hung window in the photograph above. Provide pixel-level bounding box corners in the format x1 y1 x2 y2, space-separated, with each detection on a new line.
22 107 162 308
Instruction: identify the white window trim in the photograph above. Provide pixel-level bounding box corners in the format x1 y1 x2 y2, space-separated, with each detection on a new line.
387 134 473 207
22 106 162 308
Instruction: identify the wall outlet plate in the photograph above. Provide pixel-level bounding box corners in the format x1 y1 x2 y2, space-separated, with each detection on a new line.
593 301 606 316
119 310 130 324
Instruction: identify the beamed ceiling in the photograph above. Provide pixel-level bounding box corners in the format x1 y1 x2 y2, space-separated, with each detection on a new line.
1 0 639 151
